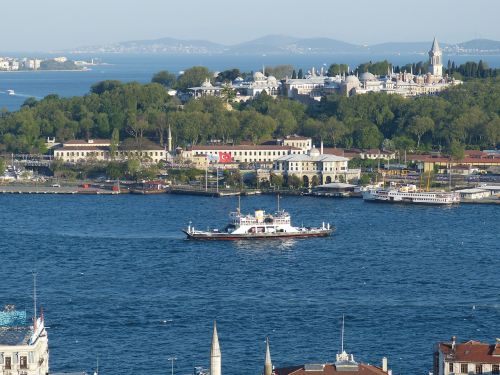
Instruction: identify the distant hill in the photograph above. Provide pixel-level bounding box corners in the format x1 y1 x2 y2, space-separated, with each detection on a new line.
70 35 500 55
72 37 227 54
447 39 500 54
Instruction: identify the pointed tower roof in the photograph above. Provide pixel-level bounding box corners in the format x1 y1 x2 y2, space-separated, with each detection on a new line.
431 37 441 53
211 320 221 357
264 337 273 375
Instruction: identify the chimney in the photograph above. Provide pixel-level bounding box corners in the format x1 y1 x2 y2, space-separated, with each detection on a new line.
320 140 324 155
382 357 388 372
452 336 456 352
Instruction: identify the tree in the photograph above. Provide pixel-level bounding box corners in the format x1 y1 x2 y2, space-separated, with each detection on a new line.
352 121 383 149
217 69 241 83
176 66 211 91
264 65 294 80
0 157 5 174
90 80 122 94
126 159 141 180
297 69 304 79
327 63 348 76
151 71 177 88
449 140 465 162
110 128 120 160
269 173 284 188
311 175 319 187
287 174 302 189
408 116 434 148
220 84 236 103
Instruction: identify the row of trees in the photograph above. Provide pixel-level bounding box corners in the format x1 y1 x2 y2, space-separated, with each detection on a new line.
0 71 498 156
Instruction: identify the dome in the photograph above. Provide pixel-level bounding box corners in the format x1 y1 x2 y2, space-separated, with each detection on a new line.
344 75 360 86
253 71 266 81
201 79 213 88
233 76 244 82
267 75 277 82
309 147 321 157
359 72 376 81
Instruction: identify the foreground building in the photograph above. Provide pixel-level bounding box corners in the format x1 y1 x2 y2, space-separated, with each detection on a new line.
0 304 49 375
53 138 166 164
273 146 361 185
182 144 305 167
434 337 500 375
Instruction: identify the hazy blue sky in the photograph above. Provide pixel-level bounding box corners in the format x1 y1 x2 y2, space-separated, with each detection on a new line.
3 0 500 51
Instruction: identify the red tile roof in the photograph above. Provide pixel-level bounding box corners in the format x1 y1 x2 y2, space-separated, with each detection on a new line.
55 146 109 151
439 340 500 363
64 139 111 145
189 145 301 151
274 363 387 375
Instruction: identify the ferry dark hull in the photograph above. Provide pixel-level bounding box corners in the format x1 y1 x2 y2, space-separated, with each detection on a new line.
182 229 334 240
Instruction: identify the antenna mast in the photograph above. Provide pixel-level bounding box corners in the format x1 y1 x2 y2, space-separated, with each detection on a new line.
341 314 345 353
33 270 37 325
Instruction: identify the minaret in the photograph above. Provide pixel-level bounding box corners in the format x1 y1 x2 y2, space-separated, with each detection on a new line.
428 37 443 77
210 321 221 375
264 337 273 375
168 124 172 153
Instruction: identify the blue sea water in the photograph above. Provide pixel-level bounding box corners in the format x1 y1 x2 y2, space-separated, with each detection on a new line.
1 53 500 111
0 195 498 375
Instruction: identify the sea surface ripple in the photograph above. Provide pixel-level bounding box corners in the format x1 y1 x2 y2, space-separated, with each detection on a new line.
0 194 498 375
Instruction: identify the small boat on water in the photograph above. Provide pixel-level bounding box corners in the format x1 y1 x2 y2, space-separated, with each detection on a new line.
362 184 460 205
6 89 15 96
183 196 334 240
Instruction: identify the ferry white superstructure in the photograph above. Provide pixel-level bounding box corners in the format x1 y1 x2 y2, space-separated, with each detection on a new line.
363 185 460 205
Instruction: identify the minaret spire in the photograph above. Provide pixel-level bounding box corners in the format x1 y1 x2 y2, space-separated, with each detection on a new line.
168 124 172 153
211 321 221 375
264 337 273 375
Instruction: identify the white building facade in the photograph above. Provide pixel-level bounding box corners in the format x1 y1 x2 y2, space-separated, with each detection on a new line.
0 306 49 375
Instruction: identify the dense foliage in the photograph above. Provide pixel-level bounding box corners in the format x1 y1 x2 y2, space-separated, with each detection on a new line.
0 73 499 155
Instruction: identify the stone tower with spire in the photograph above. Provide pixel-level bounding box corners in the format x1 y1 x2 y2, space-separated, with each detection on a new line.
211 321 221 375
167 124 172 153
264 337 273 375
429 37 443 77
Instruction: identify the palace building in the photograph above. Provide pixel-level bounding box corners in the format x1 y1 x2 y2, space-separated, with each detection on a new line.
273 145 361 186
284 38 461 101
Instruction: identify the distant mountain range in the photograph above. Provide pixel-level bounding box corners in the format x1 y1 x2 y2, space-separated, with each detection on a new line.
70 35 500 55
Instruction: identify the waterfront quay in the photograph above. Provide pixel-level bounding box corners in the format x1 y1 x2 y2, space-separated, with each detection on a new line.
0 184 118 195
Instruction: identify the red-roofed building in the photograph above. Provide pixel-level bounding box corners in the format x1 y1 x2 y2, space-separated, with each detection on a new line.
274 351 390 375
410 153 500 173
434 337 500 375
182 145 304 166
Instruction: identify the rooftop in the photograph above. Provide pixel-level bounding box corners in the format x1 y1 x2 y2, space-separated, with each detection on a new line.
274 363 387 375
439 339 500 364
189 145 301 151
0 327 32 346
276 153 349 162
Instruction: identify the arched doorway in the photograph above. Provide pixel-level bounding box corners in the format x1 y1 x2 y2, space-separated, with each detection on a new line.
326 176 332 184
303 175 309 187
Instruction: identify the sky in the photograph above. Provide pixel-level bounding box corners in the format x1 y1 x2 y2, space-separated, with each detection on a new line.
2 0 500 52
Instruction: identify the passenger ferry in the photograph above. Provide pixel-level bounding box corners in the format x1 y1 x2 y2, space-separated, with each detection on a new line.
362 184 460 205
183 198 334 240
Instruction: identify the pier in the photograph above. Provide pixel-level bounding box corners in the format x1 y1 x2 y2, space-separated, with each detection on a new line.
0 185 119 195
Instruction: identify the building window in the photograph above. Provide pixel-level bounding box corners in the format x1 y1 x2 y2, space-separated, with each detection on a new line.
475 365 482 374
5 356 11 369
20 356 27 369
461 364 468 374
449 363 454 373
492 365 499 374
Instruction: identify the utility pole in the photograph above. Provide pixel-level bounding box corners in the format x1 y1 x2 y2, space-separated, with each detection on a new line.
168 356 177 375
